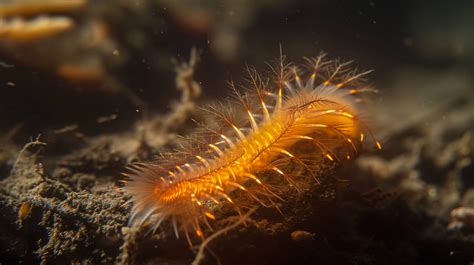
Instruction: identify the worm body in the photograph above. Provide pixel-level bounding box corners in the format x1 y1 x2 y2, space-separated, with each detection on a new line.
123 54 380 243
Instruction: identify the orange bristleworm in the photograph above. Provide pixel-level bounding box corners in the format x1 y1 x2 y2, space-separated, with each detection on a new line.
122 53 381 244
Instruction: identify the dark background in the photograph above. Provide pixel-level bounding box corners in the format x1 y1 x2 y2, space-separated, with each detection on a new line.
1 0 472 139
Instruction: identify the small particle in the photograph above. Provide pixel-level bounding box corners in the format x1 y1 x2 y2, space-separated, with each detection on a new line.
450 207 474 228
291 230 315 242
57 63 103 82
427 187 437 199
96 114 117 123
18 202 31 225
135 109 140 113
7 81 15 87
113 49 120 56
54 124 79 134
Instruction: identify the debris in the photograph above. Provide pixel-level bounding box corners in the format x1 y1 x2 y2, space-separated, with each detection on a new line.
290 230 315 242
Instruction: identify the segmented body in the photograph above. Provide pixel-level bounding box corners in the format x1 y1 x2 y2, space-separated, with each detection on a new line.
123 54 380 244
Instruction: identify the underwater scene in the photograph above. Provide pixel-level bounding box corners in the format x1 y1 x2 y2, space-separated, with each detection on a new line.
0 0 473 264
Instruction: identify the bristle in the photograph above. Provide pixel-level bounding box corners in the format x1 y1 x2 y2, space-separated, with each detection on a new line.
122 53 380 245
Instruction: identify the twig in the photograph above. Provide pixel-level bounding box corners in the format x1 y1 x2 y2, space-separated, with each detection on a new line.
192 207 258 265
160 48 202 133
12 134 47 172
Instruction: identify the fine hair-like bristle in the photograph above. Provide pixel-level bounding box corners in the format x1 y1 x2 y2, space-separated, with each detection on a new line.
122 53 381 245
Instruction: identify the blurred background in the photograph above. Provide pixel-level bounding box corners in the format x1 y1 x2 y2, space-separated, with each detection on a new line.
0 0 472 138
